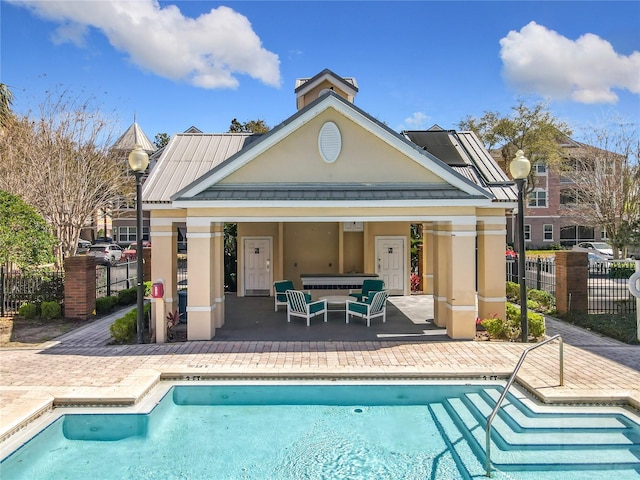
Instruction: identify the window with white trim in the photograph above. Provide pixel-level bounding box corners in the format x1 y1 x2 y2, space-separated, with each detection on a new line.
524 224 531 242
528 189 547 208
533 162 547 175
118 226 137 243
543 224 553 241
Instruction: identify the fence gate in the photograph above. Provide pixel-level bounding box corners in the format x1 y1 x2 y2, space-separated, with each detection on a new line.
587 261 637 314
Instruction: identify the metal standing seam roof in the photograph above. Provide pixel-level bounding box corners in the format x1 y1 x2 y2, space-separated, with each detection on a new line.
403 130 517 203
190 183 487 202
147 93 507 206
167 92 493 204
111 121 155 153
142 133 258 203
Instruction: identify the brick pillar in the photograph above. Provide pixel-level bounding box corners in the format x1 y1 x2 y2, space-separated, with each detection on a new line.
555 251 588 314
64 256 96 320
143 247 152 283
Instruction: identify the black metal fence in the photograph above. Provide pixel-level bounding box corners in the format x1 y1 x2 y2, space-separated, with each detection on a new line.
506 256 556 295
506 256 637 315
0 266 65 316
95 260 138 298
177 255 187 291
587 260 636 314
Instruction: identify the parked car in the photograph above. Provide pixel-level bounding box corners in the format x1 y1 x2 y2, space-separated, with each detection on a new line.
122 241 151 261
92 236 114 244
572 242 614 259
77 239 91 253
87 243 123 265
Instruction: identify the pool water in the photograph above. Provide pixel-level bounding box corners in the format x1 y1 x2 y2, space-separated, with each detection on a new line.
1 382 639 479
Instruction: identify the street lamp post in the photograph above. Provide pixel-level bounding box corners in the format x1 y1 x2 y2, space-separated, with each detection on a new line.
509 150 531 343
128 144 149 344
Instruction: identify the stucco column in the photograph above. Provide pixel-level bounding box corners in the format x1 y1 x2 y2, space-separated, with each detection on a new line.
423 222 434 294
433 223 448 328
477 215 507 322
445 222 477 339
211 222 225 328
150 215 178 343
186 218 218 340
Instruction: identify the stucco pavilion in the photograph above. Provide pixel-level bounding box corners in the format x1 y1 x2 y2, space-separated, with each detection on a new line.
142 69 517 342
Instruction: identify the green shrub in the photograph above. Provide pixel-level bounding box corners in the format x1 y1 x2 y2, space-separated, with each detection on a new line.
609 262 635 279
526 299 540 311
507 281 556 315
506 282 520 302
481 317 506 339
18 302 37 319
117 287 137 305
528 311 546 339
40 301 61 319
506 303 546 340
527 289 555 313
96 295 119 315
109 303 151 344
110 314 136 344
144 281 152 297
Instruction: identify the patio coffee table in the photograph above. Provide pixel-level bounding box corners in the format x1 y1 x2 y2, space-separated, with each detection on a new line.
319 295 353 313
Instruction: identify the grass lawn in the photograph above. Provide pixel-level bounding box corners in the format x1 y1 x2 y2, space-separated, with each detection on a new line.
557 312 639 344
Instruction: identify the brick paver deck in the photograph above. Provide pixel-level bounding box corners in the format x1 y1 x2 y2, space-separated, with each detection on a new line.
1 298 638 445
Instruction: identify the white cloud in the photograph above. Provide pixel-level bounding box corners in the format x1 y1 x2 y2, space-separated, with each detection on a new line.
397 111 429 131
10 0 281 89
500 21 640 104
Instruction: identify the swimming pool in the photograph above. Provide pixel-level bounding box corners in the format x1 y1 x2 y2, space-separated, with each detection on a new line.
1 381 639 479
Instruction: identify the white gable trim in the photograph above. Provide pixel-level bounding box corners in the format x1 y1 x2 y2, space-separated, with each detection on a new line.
179 95 489 200
296 71 358 98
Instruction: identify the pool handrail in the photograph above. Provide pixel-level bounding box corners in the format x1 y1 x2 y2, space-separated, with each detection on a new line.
485 334 563 477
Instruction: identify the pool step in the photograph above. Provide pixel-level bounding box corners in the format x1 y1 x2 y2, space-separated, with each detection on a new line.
462 394 638 446
440 394 640 472
481 389 631 431
428 403 488 479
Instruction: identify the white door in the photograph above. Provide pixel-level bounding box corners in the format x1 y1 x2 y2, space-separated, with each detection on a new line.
243 237 271 296
375 237 406 295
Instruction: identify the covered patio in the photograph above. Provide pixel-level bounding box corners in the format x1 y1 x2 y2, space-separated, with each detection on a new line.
143 69 516 343
169 294 450 343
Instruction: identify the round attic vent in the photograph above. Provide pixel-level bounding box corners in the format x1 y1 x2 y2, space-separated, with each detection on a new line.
318 122 341 163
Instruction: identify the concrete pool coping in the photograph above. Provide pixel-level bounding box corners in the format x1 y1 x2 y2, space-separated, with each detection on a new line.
1 294 639 449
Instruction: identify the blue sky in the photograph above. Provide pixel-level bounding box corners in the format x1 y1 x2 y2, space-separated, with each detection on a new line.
2 1 639 146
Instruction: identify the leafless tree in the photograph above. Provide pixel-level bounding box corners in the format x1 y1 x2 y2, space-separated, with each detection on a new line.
565 116 640 257
0 90 132 266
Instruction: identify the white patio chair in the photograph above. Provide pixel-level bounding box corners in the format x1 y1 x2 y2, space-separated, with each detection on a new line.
274 280 295 311
285 290 327 326
345 290 389 327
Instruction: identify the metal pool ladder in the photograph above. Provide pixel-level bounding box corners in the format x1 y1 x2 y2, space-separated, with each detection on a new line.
485 334 564 477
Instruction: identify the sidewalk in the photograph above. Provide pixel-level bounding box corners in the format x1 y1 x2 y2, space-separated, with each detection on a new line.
1 297 638 445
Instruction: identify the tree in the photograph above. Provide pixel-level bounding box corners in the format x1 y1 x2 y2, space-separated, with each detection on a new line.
0 83 13 129
228 118 270 133
459 98 572 188
154 132 170 149
0 90 131 265
0 190 57 270
563 117 640 257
